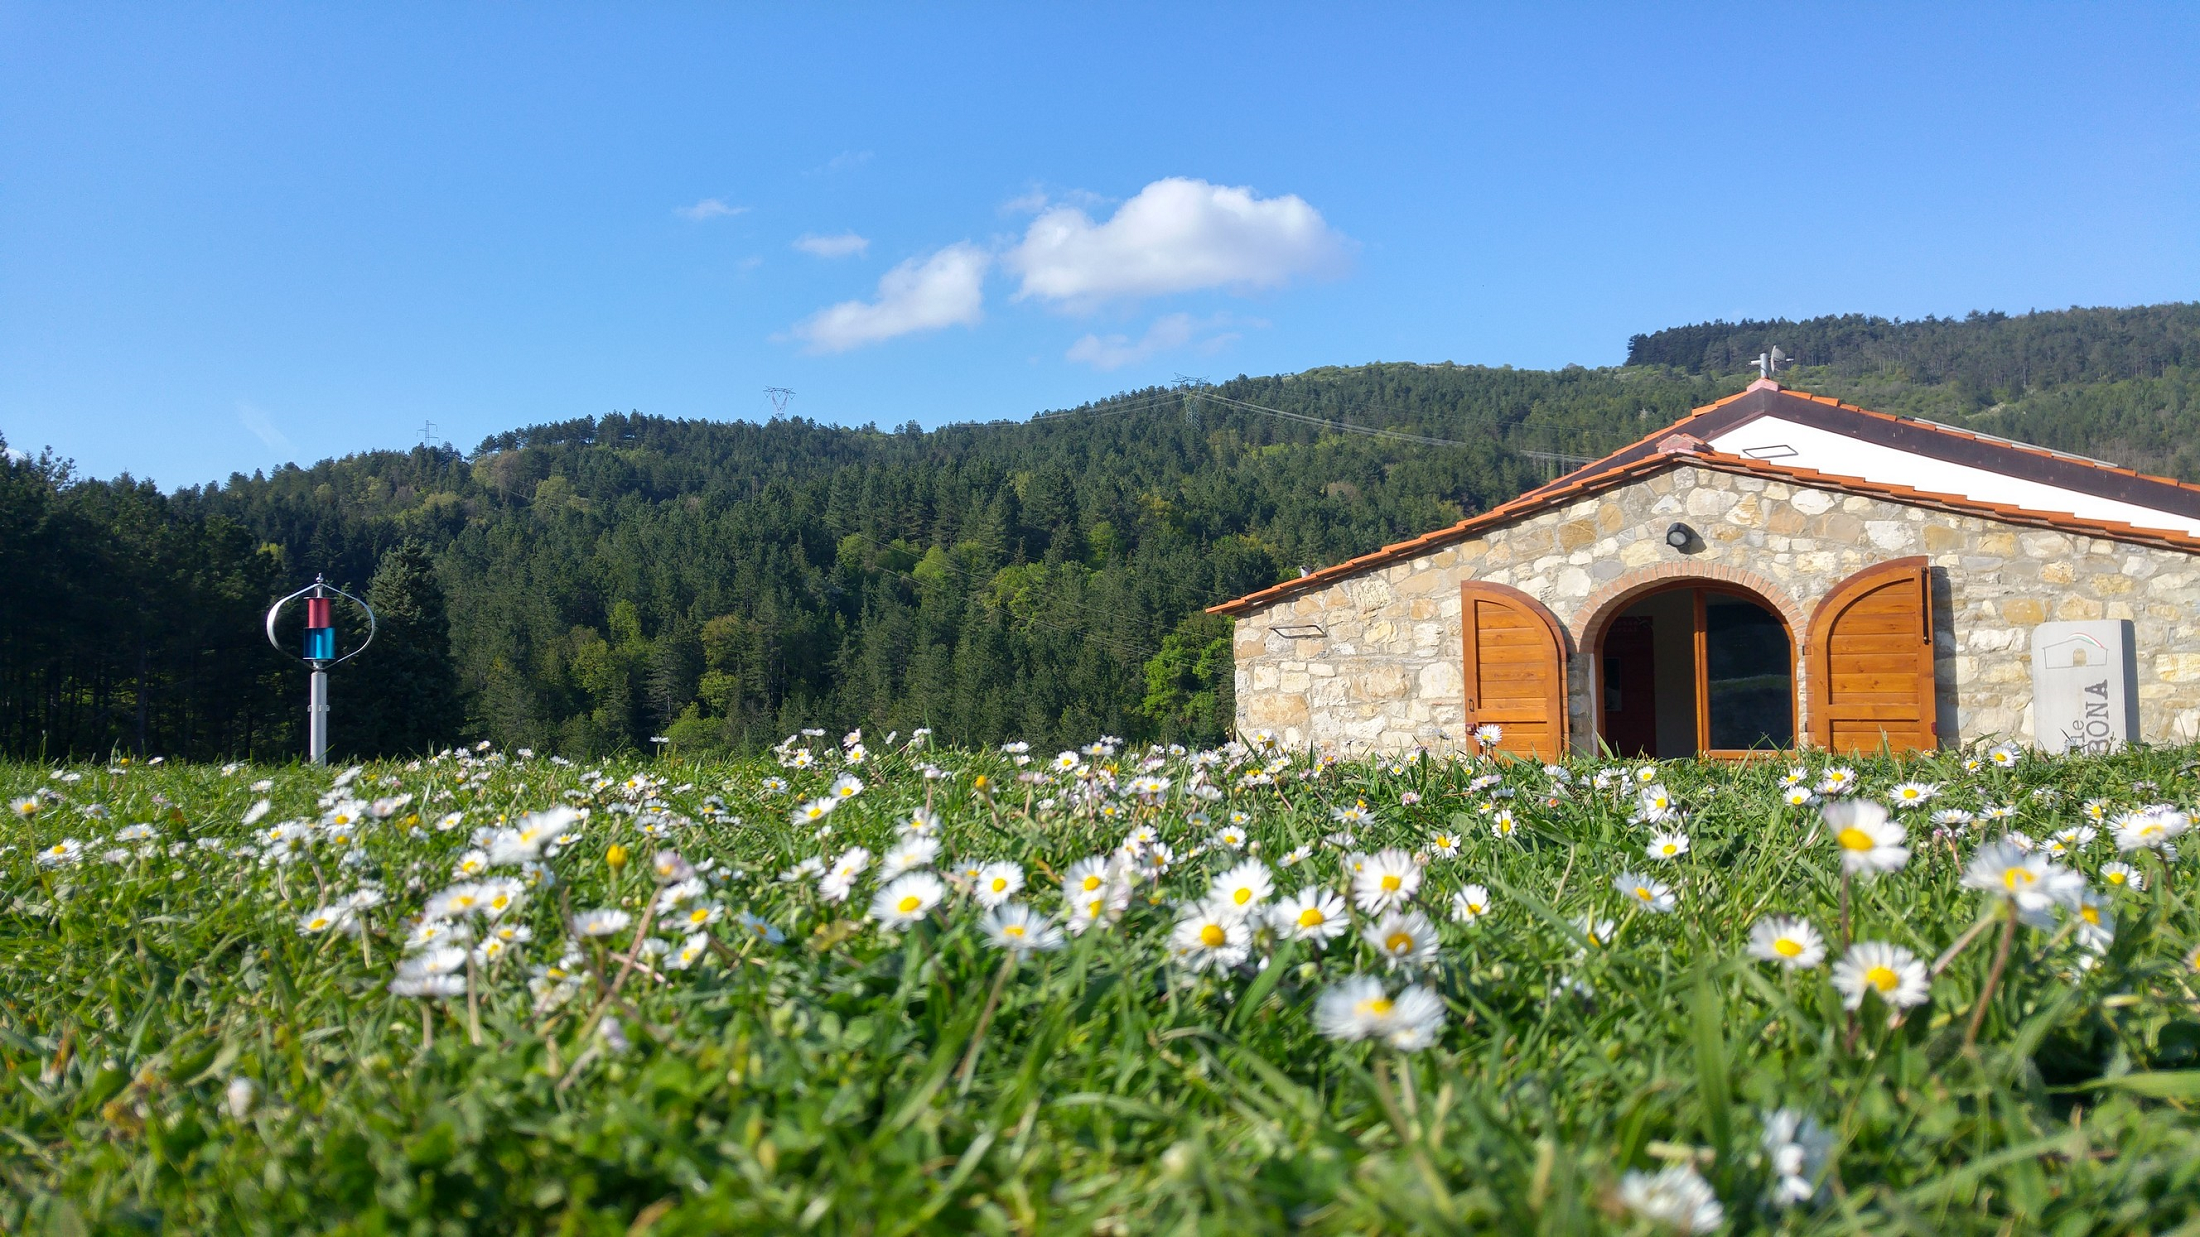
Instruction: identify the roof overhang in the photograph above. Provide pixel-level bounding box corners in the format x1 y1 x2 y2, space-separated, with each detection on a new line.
1207 429 2200 617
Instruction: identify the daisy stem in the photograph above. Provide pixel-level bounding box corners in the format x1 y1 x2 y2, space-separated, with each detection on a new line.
1838 872 1852 950
1372 1055 1454 1219
465 953 482 1047
564 896 659 1075
954 954 1017 1095
1931 914 1996 976
1963 902 2020 1050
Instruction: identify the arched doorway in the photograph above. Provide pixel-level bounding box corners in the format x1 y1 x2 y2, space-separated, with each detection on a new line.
1595 583 1796 758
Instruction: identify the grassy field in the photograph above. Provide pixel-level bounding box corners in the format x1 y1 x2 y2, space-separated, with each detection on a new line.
4 736 2200 1235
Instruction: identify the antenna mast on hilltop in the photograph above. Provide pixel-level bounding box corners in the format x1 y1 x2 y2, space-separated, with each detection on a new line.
418 420 439 449
763 388 796 416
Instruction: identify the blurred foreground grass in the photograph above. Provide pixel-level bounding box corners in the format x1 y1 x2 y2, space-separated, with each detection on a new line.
4 738 2200 1234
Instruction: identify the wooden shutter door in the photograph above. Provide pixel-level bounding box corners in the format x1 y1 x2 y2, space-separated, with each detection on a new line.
1807 557 1936 753
1461 582 1568 758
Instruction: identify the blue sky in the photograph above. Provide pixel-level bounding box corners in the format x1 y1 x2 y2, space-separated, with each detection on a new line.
3 3 2196 488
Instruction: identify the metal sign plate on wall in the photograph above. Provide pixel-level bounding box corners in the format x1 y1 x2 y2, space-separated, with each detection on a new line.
2030 619 2136 753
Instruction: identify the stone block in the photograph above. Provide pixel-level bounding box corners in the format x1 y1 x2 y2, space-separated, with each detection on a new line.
2055 596 2105 621
1866 521 1913 551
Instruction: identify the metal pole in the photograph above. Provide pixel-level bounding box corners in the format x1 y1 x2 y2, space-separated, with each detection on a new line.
309 667 330 765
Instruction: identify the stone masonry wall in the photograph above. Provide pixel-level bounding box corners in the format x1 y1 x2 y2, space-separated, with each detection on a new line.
1233 462 2200 755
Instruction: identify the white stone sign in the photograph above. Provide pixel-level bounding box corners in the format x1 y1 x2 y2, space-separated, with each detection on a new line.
2031 620 2135 753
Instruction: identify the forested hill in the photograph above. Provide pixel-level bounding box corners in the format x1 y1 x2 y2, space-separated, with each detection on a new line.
8 303 2199 762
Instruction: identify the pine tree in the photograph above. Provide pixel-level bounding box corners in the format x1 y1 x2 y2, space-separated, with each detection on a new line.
346 539 465 756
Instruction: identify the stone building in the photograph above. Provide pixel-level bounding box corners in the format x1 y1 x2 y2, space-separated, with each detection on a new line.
1208 380 2200 759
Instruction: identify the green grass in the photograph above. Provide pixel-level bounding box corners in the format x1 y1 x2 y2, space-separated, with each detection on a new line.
4 740 2200 1234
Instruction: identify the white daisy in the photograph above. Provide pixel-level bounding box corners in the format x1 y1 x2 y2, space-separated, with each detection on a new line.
2113 806 2190 853
1313 975 1446 1050
1961 838 2085 922
981 902 1065 954
1363 910 1440 970
1644 830 1690 861
1825 799 1908 875
879 834 941 881
1762 1109 1834 1209
1269 886 1351 946
1615 871 1677 913
1209 859 1275 917
1351 849 1422 913
573 908 632 937
2073 891 2115 952
1889 781 1939 809
972 860 1026 909
1450 884 1494 924
665 932 709 971
1170 899 1252 972
869 872 946 930
1831 940 1930 1010
1746 915 1825 969
2099 861 2144 892
1618 1164 1723 1234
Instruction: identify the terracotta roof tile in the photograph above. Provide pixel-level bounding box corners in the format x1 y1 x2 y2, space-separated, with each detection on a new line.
1207 436 2200 616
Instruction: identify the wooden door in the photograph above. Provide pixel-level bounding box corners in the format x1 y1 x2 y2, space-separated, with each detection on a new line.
1461 582 1569 758
1600 615 1658 757
1806 557 1937 753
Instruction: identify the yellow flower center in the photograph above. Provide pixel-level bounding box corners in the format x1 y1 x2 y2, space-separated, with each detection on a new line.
1233 888 1253 905
1199 924 1227 948
1865 965 1899 992
1004 924 1025 937
1774 937 1803 958
2081 905 2101 925
1837 827 1875 851
992 879 1009 893
2004 868 2035 890
1385 931 1414 954
1380 874 1401 892
2107 871 2126 884
1467 902 1484 914
1661 844 1677 855
1298 907 1326 928
1082 875 1103 892
1635 886 1654 901
1358 997 1394 1018
896 896 922 914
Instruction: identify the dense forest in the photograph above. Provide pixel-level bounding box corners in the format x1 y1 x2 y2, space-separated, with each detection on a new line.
8 303 2199 761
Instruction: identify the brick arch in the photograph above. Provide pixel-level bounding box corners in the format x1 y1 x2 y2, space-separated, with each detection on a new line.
1570 562 1814 748
1572 563 1808 653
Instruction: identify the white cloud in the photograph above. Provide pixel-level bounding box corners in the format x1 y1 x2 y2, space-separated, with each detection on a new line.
237 403 294 454
791 243 990 353
1006 177 1347 308
675 198 746 221
793 232 870 259
1065 313 1243 371
809 150 873 175
2 445 27 464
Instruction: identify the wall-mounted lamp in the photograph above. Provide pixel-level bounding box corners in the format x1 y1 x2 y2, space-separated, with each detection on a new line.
1665 522 1696 550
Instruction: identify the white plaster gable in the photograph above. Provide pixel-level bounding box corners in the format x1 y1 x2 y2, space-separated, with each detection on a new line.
1705 415 2200 537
